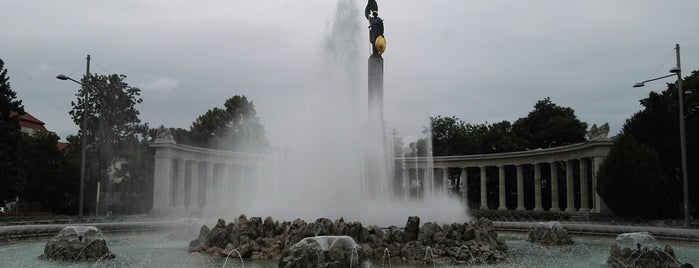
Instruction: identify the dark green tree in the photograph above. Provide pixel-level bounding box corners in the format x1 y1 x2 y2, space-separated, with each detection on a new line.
622 70 699 218
597 134 667 218
189 95 268 152
512 97 588 149
68 73 147 213
19 131 79 214
0 59 26 203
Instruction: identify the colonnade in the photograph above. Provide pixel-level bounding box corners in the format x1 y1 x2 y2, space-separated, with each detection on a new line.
150 138 263 215
399 140 613 213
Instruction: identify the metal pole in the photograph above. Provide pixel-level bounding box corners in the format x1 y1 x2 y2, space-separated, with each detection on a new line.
78 54 90 218
675 44 690 227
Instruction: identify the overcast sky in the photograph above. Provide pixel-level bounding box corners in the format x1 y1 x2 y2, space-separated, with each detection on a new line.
2 0 698 144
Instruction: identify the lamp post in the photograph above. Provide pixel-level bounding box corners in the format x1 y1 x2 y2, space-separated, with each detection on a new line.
633 44 689 227
57 65 140 218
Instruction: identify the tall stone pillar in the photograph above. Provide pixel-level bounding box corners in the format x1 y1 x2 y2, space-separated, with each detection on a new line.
498 165 507 210
579 158 590 213
479 166 488 210
592 156 610 213
460 167 469 209
516 165 525 211
366 54 385 199
368 55 384 125
534 163 543 211
565 160 576 212
549 162 560 212
151 149 174 215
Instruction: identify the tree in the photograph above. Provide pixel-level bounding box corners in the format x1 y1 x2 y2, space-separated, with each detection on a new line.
597 134 667 218
68 73 147 213
189 95 268 152
0 59 25 203
512 97 587 149
622 70 699 218
19 131 79 214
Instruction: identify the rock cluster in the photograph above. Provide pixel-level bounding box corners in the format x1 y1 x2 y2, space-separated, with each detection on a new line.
527 221 574 245
40 226 115 261
279 236 370 268
607 232 681 268
189 215 508 265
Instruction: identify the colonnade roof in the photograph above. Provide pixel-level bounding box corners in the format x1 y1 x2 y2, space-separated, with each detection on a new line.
150 142 266 166
397 139 613 168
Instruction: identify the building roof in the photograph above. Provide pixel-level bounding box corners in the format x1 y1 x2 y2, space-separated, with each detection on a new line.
10 111 47 131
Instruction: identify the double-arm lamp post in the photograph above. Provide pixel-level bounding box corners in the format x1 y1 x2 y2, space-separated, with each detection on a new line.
56 72 140 218
633 44 689 227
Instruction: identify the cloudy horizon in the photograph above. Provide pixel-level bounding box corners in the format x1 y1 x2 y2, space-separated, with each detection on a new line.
2 0 698 144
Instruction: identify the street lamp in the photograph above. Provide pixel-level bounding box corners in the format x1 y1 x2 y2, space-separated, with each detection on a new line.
56 73 140 218
633 43 690 227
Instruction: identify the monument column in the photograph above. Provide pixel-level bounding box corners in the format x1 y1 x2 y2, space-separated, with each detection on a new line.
579 158 590 213
516 165 525 211
534 163 543 211
460 167 469 209
498 165 507 210
479 166 488 210
565 160 576 212
549 162 560 212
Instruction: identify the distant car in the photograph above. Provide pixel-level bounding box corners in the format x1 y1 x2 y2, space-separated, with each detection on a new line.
0 207 6 213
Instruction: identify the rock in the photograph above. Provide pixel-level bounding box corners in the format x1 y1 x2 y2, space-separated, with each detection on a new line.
607 232 681 268
188 225 210 249
40 226 115 261
527 221 575 245
206 218 230 248
401 241 426 261
402 216 420 242
279 236 369 268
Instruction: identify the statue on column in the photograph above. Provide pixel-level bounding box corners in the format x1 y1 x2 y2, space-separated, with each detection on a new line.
366 0 386 55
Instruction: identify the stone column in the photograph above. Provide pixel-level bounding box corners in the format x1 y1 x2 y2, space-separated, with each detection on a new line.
592 156 610 213
441 168 449 194
189 160 199 211
460 167 469 209
579 158 590 213
175 158 186 211
151 150 173 214
534 163 543 211
205 162 215 209
189 160 201 211
479 166 488 210
516 165 525 211
498 165 507 210
565 160 576 212
549 162 560 212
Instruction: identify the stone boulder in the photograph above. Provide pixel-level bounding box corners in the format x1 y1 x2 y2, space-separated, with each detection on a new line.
607 232 681 268
527 221 574 245
402 216 420 242
206 218 229 248
279 236 369 268
40 226 115 261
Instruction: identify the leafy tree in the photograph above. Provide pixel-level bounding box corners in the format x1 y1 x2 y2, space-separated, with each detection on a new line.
622 70 699 218
512 97 587 149
597 134 667 218
68 73 147 213
0 59 25 203
189 95 268 152
19 131 79 214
